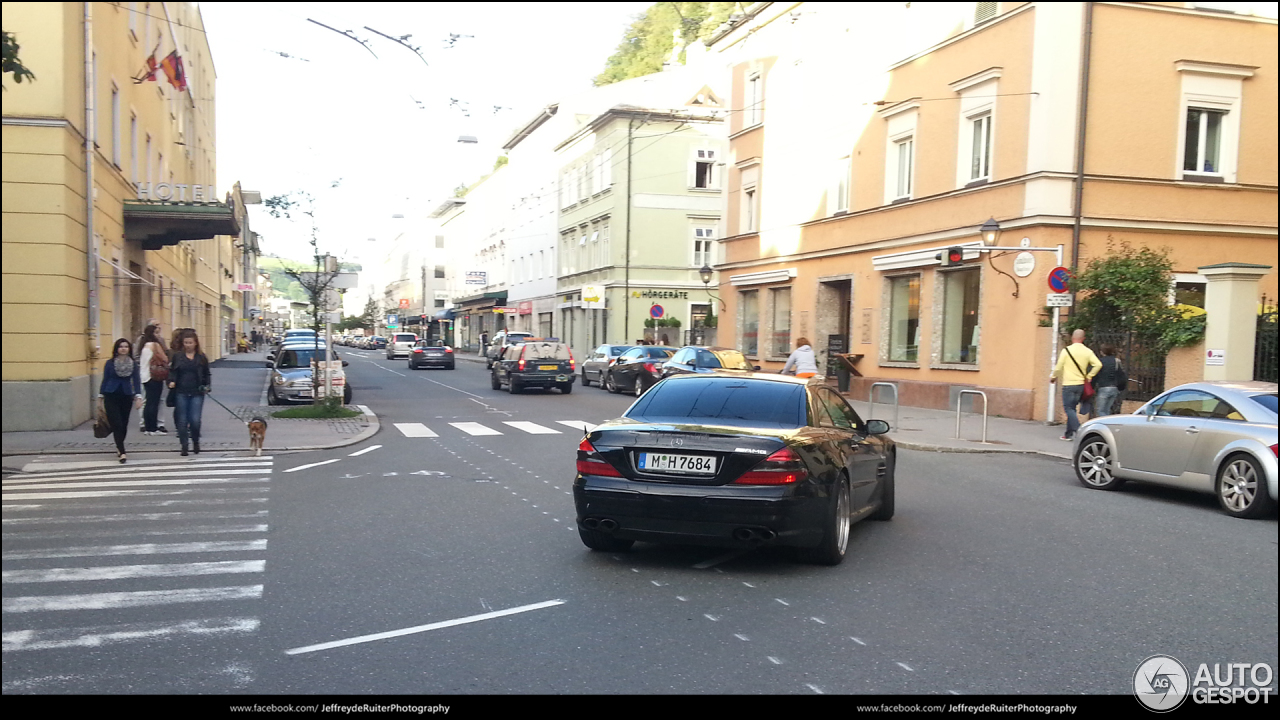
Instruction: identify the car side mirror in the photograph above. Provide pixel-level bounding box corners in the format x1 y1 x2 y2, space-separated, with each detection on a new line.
265 361 274 368
753 365 762 372
342 360 349 367
865 419 891 435
267 354 275 362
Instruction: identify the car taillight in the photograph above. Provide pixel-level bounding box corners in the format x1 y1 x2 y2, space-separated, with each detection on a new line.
734 447 809 485
577 437 622 477
643 362 657 374
445 347 453 353
413 348 423 353
569 349 575 372
1272 444 1278 457
518 347 526 372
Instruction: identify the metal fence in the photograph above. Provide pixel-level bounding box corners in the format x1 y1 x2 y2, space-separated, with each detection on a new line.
1090 329 1166 402
1255 297 1278 383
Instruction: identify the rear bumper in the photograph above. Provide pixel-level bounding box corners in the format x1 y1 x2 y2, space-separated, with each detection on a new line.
574 474 826 548
411 356 454 367
511 373 575 388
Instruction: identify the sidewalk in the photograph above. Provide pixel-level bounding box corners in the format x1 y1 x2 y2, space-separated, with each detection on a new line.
463 351 1072 459
1 349 379 463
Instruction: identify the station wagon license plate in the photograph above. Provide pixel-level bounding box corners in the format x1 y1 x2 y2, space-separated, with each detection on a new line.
539 365 559 370
637 452 716 474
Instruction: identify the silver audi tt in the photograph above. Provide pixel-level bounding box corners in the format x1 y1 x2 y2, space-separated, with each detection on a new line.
1072 381 1278 518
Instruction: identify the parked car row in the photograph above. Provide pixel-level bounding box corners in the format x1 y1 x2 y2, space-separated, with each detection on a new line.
579 344 760 397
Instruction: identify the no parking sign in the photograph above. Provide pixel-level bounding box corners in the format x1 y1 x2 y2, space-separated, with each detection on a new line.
650 304 664 319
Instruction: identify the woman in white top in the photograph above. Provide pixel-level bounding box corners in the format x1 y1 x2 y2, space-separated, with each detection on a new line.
138 323 169 435
781 337 820 378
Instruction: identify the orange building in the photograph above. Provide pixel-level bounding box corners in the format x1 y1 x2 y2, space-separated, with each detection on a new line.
701 2 1277 421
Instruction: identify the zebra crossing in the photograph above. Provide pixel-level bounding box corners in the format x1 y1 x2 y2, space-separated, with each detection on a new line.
2 457 273 670
392 420 596 438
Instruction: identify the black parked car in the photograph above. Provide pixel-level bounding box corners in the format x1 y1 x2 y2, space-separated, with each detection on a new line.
407 341 456 370
604 346 675 396
581 344 635 388
491 341 576 394
661 346 757 378
574 373 894 565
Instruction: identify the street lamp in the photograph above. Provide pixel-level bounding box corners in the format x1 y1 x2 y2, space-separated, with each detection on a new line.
699 264 725 310
980 217 1002 246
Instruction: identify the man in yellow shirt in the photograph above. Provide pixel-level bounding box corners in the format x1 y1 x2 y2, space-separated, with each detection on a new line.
1050 329 1102 441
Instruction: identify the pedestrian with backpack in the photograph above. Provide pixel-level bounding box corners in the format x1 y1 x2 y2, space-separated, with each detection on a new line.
1091 344 1127 418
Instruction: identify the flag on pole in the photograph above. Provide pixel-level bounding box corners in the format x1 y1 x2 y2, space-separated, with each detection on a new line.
160 50 187 91
133 46 160 83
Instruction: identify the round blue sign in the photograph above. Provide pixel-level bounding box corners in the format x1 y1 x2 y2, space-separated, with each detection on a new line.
1048 267 1071 294
650 304 664 319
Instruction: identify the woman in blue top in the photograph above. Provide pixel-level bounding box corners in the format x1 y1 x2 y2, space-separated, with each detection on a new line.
99 337 143 463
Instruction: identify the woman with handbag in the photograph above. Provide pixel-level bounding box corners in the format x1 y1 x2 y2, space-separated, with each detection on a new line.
1050 329 1102 441
138 324 169 435
99 338 143 463
168 329 211 456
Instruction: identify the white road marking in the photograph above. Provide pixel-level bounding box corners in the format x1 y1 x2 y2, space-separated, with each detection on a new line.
557 421 596 432
2 510 268 526
393 423 438 438
949 691 961 695
2 617 260 653
768 656 782 665
4 469 273 486
775 598 790 606
742 582 755 588
356 405 373 415
4 523 269 540
3 560 266 584
503 421 560 435
897 662 915 672
418 376 483 399
693 551 745 569
676 596 688 602
811 617 826 624
283 459 340 473
735 634 749 641
284 599 566 655
704 614 719 621
4 478 269 491
450 422 502 436
850 637 866 646
6 462 273 480
347 445 382 456
2 540 267 561
806 684 824 694
3 585 263 613
386 369 406 377
3 488 266 501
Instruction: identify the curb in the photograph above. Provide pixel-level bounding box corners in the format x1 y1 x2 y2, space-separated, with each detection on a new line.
892 439 1070 461
0 407 381 458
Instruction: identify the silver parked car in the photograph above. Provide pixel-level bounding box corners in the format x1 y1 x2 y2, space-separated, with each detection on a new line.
1072 381 1278 518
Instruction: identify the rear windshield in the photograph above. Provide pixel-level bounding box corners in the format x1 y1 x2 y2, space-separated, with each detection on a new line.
1248 394 1277 414
611 346 630 356
646 348 675 359
521 342 572 360
626 377 806 428
394 334 417 343
696 349 750 370
276 348 337 368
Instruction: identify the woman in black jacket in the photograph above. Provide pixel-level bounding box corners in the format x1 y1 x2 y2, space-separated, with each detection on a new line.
168 329 211 456
99 338 143 463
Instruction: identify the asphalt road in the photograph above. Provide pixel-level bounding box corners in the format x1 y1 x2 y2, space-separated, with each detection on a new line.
3 350 1276 695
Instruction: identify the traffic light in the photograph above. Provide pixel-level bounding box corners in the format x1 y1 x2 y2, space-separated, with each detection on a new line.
935 246 965 267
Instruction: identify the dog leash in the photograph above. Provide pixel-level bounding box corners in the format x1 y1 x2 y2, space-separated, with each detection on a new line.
204 391 249 426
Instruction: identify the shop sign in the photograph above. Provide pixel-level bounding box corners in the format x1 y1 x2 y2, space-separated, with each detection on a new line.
135 182 218 202
582 285 605 309
518 301 534 315
466 271 488 285
236 283 255 291
631 289 690 299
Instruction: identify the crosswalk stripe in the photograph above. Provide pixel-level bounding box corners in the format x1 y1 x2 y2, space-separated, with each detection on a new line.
5 462 274 480
393 423 438 438
3 468 273 485
18 458 275 474
2 510 269 526
3 497 269 511
4 523 270 540
2 617 260 652
450 422 503 436
557 421 597 432
6 488 269 501
3 560 266 584
2 539 267 561
503 421 561 435
3 585 264 613
4 478 270 492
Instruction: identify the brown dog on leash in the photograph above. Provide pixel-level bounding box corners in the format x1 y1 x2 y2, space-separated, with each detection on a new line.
248 416 268 456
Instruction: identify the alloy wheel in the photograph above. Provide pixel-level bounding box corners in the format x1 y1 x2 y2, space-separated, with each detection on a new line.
1220 459 1258 512
1077 440 1114 487
835 479 851 557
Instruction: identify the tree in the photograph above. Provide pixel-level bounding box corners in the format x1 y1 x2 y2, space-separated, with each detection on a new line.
2 31 36 89
1068 237 1206 353
594 2 734 86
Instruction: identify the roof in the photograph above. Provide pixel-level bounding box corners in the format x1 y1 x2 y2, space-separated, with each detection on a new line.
665 371 818 386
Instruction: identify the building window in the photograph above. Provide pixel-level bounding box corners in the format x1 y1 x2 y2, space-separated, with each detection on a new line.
888 275 920 362
434 265 445 279
771 287 791 357
941 269 981 364
970 113 992 181
593 151 605 194
833 156 850 214
744 188 757 232
1183 107 1224 175
601 221 610 266
130 114 138 183
145 134 153 186
746 73 762 127
434 298 446 308
435 235 445 249
693 227 715 267
110 84 121 167
740 290 759 356
691 149 718 189
894 137 914 199
975 1 997 24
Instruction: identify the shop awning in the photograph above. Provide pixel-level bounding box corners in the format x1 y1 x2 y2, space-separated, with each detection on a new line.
453 290 507 309
123 201 240 250
434 308 457 320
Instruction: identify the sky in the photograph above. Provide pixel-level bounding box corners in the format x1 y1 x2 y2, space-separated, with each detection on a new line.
200 2 651 267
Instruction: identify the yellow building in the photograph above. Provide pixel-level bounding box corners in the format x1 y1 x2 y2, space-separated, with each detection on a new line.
3 2 238 430
704 2 1277 421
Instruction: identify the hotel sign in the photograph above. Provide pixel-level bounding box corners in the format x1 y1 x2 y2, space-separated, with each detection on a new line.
135 182 218 202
